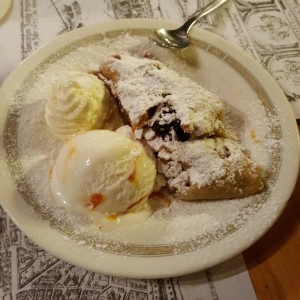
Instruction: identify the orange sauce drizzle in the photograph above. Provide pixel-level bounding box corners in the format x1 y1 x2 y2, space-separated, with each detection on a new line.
105 195 148 222
89 193 104 210
128 169 136 182
107 214 118 221
127 155 141 184
123 195 147 214
63 145 76 183
66 146 76 160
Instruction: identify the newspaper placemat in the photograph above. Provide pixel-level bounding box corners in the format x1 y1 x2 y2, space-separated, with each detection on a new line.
1 0 299 117
0 204 256 299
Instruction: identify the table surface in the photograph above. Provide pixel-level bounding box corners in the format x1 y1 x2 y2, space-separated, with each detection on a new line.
243 120 300 300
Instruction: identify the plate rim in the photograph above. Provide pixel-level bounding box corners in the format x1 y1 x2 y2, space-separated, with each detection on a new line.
0 18 299 278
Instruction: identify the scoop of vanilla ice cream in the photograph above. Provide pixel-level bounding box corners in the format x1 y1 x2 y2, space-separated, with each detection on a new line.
45 72 111 140
50 130 156 219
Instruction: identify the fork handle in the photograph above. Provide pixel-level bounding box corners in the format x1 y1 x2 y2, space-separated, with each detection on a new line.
180 0 229 34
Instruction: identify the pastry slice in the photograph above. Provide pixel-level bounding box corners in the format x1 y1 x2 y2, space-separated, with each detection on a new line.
150 136 264 200
99 54 225 140
99 54 264 200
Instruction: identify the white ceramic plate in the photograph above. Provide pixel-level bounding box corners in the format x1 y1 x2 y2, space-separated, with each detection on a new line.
0 19 299 279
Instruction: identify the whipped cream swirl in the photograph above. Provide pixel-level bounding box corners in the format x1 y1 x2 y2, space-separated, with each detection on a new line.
45 72 110 140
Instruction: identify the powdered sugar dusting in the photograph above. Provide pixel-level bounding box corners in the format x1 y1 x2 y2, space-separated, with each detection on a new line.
101 55 224 137
13 34 281 247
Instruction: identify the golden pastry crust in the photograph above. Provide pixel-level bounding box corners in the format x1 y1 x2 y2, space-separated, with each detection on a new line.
153 137 264 200
99 55 264 200
180 165 263 200
99 54 225 140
